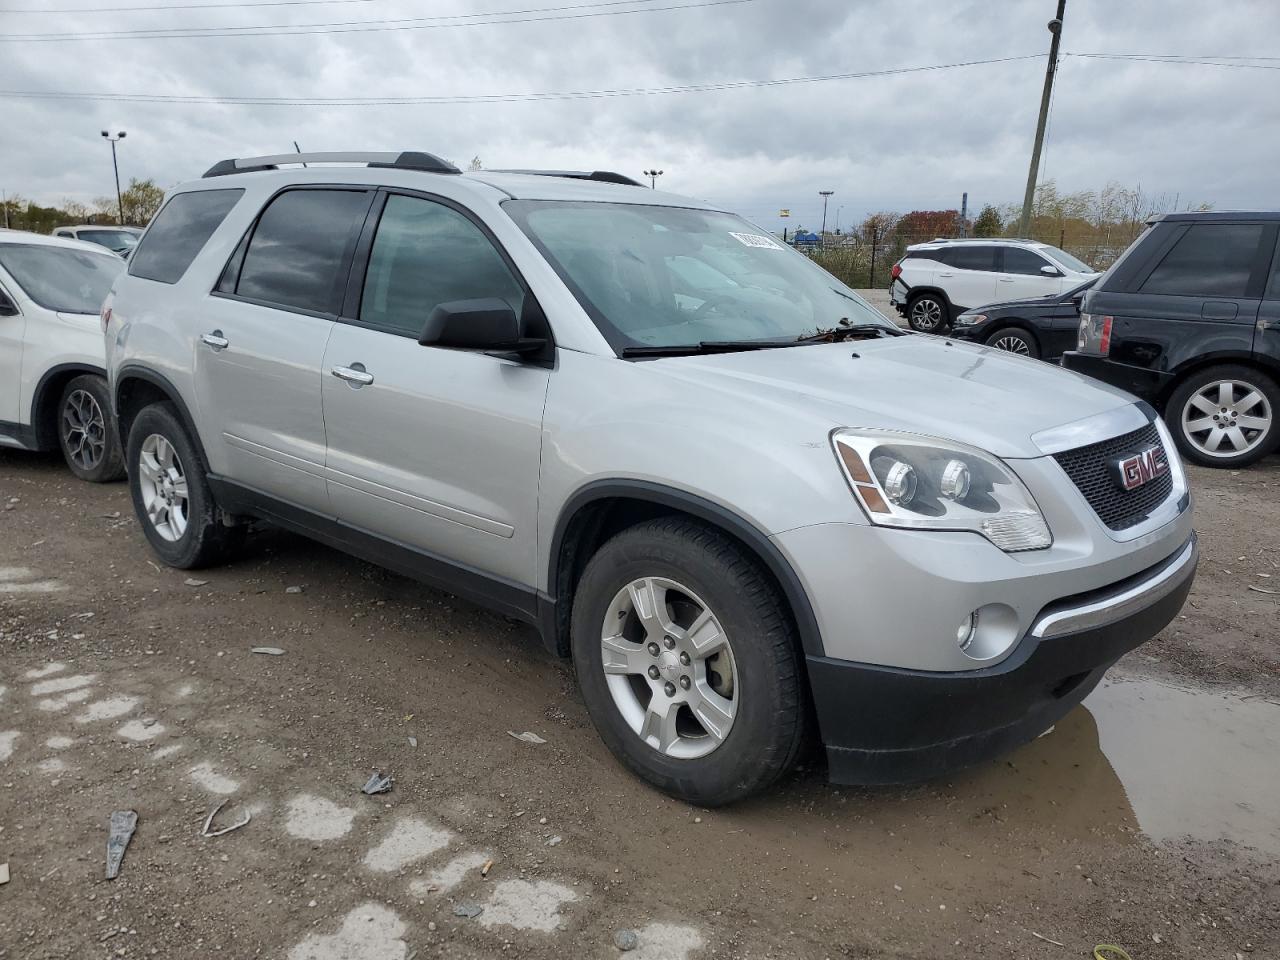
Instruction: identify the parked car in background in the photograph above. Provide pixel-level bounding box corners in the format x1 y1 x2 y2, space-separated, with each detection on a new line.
950 277 1097 361
52 225 141 258
104 151 1195 804
0 230 127 481
1064 211 1280 468
891 238 1099 333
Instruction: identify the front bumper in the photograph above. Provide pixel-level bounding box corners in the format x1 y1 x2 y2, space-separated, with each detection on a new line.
1061 352 1173 404
807 533 1197 785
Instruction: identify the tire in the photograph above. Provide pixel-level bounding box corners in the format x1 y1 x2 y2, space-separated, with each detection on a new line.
1164 364 1280 468
984 327 1040 360
906 292 949 333
570 517 807 806
125 403 242 568
57 374 125 482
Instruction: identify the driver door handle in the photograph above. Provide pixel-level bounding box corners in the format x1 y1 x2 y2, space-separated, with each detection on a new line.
201 331 229 350
331 364 374 386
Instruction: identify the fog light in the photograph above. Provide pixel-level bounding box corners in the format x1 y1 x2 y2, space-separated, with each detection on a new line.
955 611 978 652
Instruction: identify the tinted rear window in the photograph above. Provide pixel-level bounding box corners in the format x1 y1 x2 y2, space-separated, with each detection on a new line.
1002 247 1051 275
1140 223 1264 298
946 246 999 271
234 189 370 315
129 189 243 284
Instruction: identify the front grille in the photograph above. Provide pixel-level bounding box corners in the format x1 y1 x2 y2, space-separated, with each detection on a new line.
1053 422 1174 531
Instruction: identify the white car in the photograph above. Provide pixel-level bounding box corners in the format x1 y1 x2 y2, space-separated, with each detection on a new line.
890 238 1098 333
52 225 140 259
0 230 127 481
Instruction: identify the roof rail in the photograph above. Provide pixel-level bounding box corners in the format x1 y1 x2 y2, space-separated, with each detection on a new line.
487 169 643 187
929 236 1040 243
202 151 460 178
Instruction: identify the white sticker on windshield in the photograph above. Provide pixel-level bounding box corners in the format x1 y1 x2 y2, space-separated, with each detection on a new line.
729 232 783 250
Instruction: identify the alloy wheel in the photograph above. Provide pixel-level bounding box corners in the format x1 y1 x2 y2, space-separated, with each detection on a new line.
599 576 738 759
62 389 107 470
137 434 190 542
910 298 942 331
991 334 1032 356
1180 379 1273 458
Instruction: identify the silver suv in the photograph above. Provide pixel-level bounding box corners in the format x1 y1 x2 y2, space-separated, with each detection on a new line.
104 152 1198 804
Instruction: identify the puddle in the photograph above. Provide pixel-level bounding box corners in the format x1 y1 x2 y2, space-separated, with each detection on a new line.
1087 676 1280 855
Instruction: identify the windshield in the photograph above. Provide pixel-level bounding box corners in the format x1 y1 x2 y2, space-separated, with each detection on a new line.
0 243 124 313
505 200 891 352
1041 245 1095 274
78 230 138 253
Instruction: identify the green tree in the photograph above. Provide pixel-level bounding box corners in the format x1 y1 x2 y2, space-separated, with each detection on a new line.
973 204 1002 237
120 178 165 225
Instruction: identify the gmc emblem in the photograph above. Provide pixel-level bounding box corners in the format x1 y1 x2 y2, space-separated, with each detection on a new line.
1112 446 1169 492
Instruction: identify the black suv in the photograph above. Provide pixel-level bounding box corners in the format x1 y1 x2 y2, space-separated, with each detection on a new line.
1063 212 1280 468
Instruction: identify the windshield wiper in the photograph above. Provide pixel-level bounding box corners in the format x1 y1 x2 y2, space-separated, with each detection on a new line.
621 339 797 358
795 323 904 344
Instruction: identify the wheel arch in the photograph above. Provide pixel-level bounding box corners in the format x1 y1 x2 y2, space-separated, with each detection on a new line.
1160 351 1279 407
984 322 1041 350
31 362 108 451
543 479 825 660
114 365 211 470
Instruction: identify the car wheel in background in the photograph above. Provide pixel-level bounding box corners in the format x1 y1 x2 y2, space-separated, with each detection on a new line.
1165 365 1280 468
58 374 125 483
985 328 1040 360
570 517 808 806
906 293 948 333
126 403 242 568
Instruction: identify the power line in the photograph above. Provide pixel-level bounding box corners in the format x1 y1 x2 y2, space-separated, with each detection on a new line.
1070 52 1280 69
1 0 718 42
0 0 380 12
0 53 1044 106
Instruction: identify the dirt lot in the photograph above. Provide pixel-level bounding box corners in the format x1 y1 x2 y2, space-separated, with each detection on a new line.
1 447 1278 960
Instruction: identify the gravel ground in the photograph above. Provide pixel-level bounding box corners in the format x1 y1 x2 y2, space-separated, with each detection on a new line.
1 445 1277 959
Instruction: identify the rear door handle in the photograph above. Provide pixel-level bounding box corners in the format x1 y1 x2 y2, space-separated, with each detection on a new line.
331 364 374 387
201 331 229 350
998 277 1015 282
937 272 954 277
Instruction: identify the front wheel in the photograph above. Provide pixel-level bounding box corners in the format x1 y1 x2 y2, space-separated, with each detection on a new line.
570 518 807 806
58 374 125 482
126 403 241 568
1165 365 1280 468
907 293 948 333
985 327 1040 360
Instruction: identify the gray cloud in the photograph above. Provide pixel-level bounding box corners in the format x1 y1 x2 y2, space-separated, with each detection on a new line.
2 0 1276 231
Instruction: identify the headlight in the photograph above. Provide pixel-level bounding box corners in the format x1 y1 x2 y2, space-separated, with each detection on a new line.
831 429 1052 552
954 313 986 326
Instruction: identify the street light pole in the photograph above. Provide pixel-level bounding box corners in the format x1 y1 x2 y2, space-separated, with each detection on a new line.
835 205 844 235
101 129 127 225
643 169 664 190
1017 0 1066 238
818 190 834 241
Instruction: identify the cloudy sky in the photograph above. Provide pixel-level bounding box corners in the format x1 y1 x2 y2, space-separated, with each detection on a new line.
2 0 1277 231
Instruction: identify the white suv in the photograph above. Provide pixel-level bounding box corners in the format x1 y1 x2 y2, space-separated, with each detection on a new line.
890 238 1098 333
0 230 126 481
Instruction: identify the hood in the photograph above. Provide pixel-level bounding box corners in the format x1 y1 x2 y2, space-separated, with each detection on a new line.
648 335 1136 459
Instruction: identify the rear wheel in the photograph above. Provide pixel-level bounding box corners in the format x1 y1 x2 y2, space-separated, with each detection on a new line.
570 517 807 806
985 327 1040 360
126 403 241 568
1165 365 1280 468
57 374 124 482
907 293 948 333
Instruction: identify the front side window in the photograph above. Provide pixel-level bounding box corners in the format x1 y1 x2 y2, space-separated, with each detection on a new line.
130 189 243 284
235 189 370 315
1002 247 1053 276
1041 245 1095 274
946 246 999 272
1141 223 1264 298
505 200 889 350
0 244 124 314
360 194 524 337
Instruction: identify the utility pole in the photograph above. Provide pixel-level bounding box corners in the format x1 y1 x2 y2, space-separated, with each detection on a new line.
1017 0 1065 238
643 169 664 190
819 190 834 240
959 192 969 237
1 189 9 230
101 129 127 225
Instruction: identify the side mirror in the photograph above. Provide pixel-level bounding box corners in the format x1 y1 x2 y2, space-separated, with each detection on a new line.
0 290 18 317
1040 264 1063 277
418 298 545 355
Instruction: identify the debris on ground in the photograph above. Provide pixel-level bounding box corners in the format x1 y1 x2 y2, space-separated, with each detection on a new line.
1031 931 1066 946
453 902 484 919
614 929 639 951
201 799 251 838
0 863 9 885
481 858 493 878
407 737 418 748
361 771 393 795
183 578 209 587
507 730 546 744
285 585 304 594
251 647 285 656
547 835 563 847
105 810 138 880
